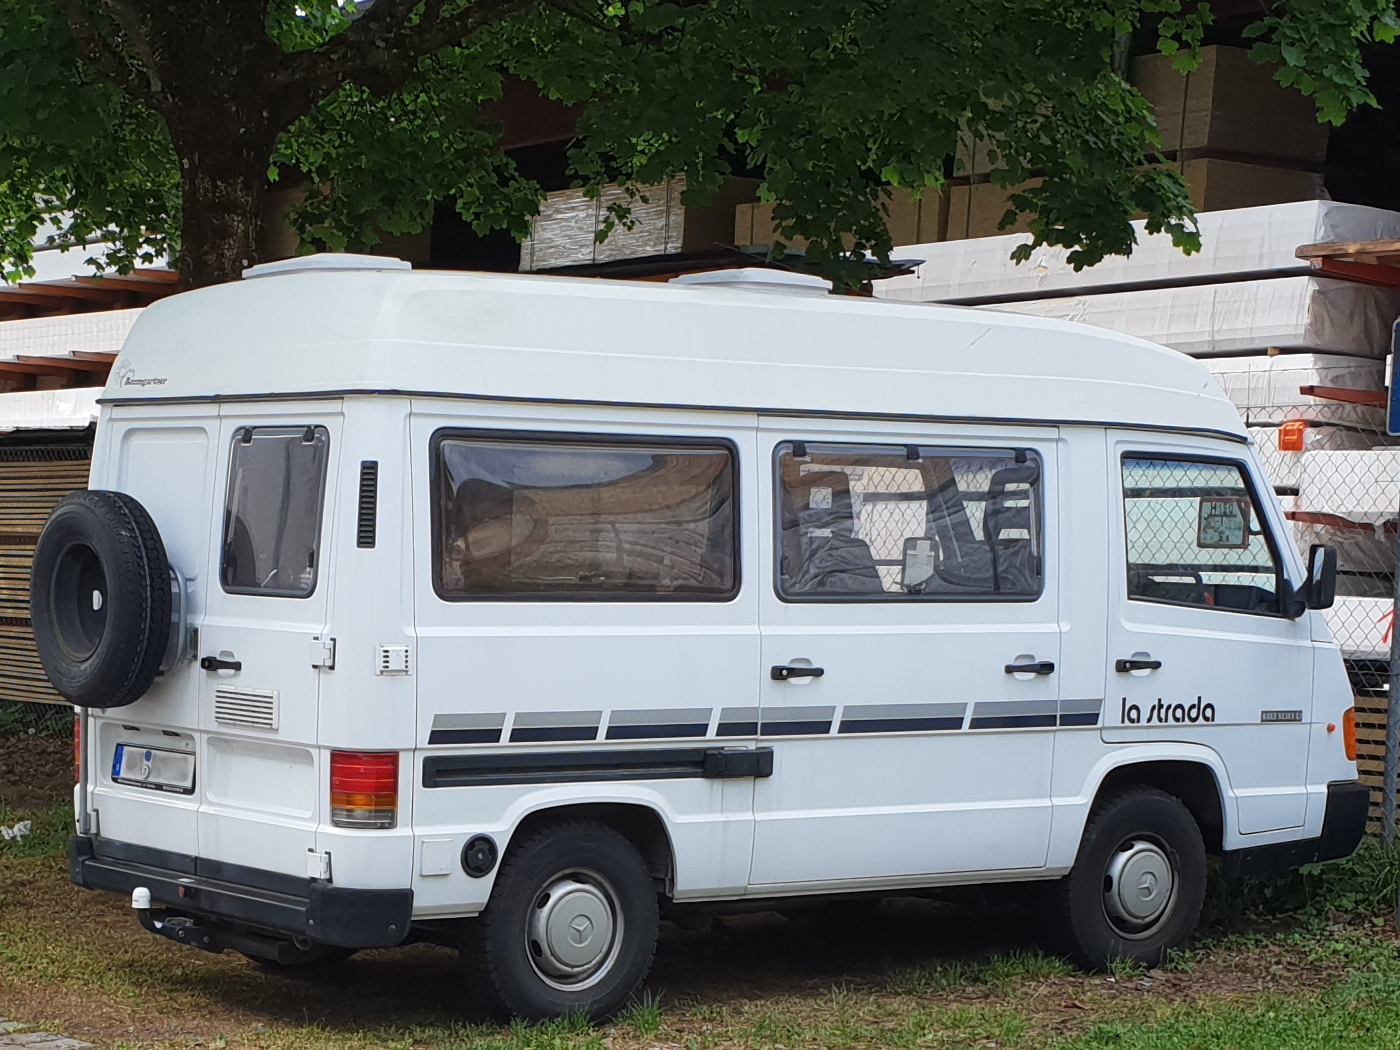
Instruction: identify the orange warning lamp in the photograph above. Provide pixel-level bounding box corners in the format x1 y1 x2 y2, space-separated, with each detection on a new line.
1277 420 1308 452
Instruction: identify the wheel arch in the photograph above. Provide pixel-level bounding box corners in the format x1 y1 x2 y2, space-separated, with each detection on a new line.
1089 755 1228 855
506 802 676 895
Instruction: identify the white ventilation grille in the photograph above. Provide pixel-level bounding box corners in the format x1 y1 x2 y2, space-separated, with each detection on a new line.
214 687 279 730
376 644 412 676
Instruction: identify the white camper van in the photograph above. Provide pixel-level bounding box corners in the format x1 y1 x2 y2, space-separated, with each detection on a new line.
33 257 1365 1021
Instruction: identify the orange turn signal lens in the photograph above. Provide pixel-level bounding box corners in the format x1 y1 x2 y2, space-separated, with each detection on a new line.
1278 420 1307 452
330 750 399 829
1342 708 1357 762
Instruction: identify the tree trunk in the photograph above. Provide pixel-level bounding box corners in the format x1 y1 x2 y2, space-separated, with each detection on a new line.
167 111 279 289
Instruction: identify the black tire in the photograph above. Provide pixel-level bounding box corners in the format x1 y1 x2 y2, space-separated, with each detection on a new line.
461 820 660 1021
30 490 172 708
1045 787 1206 969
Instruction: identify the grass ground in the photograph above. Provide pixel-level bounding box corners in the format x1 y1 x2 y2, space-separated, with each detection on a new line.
5 728 1400 1050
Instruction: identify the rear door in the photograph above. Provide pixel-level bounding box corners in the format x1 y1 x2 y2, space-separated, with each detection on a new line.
87 406 220 855
195 405 342 876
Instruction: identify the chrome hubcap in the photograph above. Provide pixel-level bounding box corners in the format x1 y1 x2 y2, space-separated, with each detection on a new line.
1103 838 1176 936
526 870 622 990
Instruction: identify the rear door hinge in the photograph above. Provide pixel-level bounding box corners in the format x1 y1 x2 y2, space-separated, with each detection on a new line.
311 636 336 670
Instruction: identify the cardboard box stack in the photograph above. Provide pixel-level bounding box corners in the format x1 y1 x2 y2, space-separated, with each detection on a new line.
875 200 1400 662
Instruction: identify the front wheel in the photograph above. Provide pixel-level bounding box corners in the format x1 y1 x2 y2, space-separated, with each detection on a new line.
1046 787 1206 969
461 821 660 1021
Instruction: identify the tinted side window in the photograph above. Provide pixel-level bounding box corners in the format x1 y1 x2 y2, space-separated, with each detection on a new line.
220 427 330 597
1122 456 1281 615
433 434 737 600
775 443 1043 601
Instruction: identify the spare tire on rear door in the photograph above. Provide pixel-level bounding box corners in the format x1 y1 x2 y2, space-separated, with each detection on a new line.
30 490 172 708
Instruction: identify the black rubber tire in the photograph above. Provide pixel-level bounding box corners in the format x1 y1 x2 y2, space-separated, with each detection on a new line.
1045 787 1206 969
30 490 171 708
461 821 659 1022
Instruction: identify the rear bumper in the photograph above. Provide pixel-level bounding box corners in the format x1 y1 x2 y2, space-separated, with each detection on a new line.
70 835 412 948
1220 780 1370 881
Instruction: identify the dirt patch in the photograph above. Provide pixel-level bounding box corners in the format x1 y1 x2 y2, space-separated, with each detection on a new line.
0 731 72 813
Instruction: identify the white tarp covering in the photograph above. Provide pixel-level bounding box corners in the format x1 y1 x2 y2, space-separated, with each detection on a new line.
877 200 1400 304
985 276 1400 358
1298 448 1400 525
1325 595 1393 659
1205 353 1386 428
1250 423 1379 490
0 387 100 432
0 308 141 362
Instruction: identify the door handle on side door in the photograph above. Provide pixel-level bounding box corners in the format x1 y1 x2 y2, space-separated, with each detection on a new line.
1115 658 1162 672
771 665 825 681
199 656 242 672
1004 660 1055 676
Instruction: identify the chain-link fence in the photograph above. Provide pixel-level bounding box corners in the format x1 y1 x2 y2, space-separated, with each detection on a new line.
1208 354 1398 819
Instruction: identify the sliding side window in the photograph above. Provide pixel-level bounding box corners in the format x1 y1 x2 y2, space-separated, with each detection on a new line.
775 442 1043 601
433 432 738 600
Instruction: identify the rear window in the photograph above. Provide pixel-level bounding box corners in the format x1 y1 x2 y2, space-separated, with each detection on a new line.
220 426 330 598
432 432 738 600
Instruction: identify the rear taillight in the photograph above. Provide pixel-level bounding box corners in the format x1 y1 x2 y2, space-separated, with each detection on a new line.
330 751 398 829
74 716 81 784
1342 708 1357 762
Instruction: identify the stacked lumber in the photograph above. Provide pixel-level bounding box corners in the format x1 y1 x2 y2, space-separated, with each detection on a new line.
0 451 90 706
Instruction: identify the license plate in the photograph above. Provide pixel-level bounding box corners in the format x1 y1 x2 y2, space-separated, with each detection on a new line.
112 744 195 795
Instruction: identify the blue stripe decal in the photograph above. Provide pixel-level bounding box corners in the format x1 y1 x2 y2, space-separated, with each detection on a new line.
509 725 600 743
761 720 833 737
428 728 503 745
838 716 964 734
969 713 1059 730
1058 712 1101 727
605 723 710 740
717 721 758 737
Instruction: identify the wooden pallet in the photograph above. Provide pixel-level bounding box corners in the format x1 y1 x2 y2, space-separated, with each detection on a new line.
1355 695 1389 827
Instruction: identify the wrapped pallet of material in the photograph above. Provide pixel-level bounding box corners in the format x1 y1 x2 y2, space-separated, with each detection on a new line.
521 176 758 271
876 200 1400 305
988 276 1400 358
1297 448 1400 525
1251 424 1380 490
1325 595 1393 660
1204 354 1386 428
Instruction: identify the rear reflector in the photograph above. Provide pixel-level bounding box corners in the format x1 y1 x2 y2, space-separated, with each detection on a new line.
1342 708 1357 762
330 750 399 829
74 716 81 784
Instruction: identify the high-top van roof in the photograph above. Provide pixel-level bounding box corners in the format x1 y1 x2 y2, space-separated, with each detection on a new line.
103 262 1245 439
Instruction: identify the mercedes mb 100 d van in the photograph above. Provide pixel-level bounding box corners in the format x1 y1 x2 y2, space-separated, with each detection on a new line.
32 256 1367 1021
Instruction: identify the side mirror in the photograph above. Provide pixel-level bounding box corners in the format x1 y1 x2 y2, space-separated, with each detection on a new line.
1303 543 1337 610
901 537 936 593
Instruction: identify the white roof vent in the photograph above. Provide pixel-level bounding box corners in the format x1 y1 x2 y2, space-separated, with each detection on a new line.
242 253 412 280
669 268 833 297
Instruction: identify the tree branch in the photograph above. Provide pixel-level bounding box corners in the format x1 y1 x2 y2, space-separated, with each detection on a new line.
50 0 157 103
269 0 538 97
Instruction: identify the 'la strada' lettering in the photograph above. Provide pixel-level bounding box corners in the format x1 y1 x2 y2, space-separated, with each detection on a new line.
1120 696 1215 725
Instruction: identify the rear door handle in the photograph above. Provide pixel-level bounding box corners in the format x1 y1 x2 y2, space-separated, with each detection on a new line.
771 665 825 681
1115 658 1162 672
200 656 242 672
1004 661 1055 676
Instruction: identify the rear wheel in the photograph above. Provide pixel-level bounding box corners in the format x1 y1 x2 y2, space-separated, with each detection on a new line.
461 821 659 1021
1046 787 1206 969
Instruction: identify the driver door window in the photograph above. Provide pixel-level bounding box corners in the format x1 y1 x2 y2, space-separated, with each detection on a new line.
1121 456 1281 615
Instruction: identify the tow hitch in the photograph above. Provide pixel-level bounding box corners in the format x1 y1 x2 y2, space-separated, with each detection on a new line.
132 886 223 952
